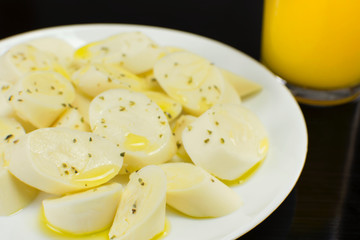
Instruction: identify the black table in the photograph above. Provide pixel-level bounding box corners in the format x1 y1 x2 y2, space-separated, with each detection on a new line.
1 1 359 239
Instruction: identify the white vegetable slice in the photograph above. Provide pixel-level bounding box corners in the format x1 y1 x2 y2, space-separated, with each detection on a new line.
52 107 90 132
170 114 197 163
0 81 14 117
220 68 262 99
27 37 75 68
89 89 176 173
142 91 182 122
182 104 269 180
9 71 75 128
137 70 163 92
71 91 91 124
0 43 68 84
153 51 240 116
72 63 146 98
43 182 122 235
74 32 163 74
109 165 167 240
6 127 124 195
0 117 38 216
159 162 242 217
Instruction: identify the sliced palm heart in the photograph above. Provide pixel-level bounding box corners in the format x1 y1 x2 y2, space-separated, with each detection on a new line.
0 43 66 84
89 88 176 173
142 90 182 122
43 182 123 235
170 114 197 163
0 81 14 117
52 107 90 132
182 103 269 180
72 63 147 98
74 32 163 74
109 165 167 240
0 117 38 216
6 127 124 195
220 68 262 99
153 51 240 116
9 71 75 128
159 162 242 217
71 90 91 124
136 70 163 92
27 37 75 68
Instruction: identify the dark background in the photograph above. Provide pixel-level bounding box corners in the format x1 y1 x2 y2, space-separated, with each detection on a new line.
1 1 359 239
0 0 263 59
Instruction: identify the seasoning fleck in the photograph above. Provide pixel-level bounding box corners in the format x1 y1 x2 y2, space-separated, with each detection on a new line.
138 178 145 186
4 134 13 142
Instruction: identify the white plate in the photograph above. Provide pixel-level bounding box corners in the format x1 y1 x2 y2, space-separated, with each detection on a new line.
0 24 308 240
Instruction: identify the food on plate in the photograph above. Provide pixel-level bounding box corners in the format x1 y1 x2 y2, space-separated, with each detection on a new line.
159 162 242 217
74 32 163 74
43 182 122 235
0 31 267 239
109 165 167 240
52 107 90 132
0 81 14 117
72 63 146 98
71 91 92 124
142 90 183 122
8 71 75 128
220 68 262 98
0 117 38 216
182 103 269 180
6 127 124 195
27 37 75 68
89 88 176 174
170 114 197 163
0 43 68 84
154 51 240 116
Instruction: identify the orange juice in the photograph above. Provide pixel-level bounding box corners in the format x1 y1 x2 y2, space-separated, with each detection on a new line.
261 0 360 90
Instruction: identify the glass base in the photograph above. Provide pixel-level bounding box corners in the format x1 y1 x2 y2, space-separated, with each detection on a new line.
277 77 360 106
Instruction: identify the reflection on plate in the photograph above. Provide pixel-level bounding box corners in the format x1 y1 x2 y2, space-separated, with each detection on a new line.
0 24 308 240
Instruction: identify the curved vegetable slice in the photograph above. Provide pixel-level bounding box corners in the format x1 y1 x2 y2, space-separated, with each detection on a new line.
27 37 75 68
220 68 262 99
0 81 14 117
71 91 91 124
109 165 167 240
52 107 90 132
170 114 197 163
6 127 124 195
0 117 38 216
74 32 163 74
0 43 68 84
72 63 146 98
89 89 176 173
153 51 240 116
9 71 75 128
182 103 269 180
43 182 122 235
159 162 242 217
142 91 182 122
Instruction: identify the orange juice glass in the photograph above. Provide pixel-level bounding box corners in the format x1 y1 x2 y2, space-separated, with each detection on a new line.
261 0 360 105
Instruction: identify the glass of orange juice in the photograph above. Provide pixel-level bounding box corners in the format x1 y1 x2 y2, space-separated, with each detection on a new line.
261 0 360 105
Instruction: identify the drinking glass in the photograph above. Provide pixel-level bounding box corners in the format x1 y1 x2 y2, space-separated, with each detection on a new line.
261 0 360 105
